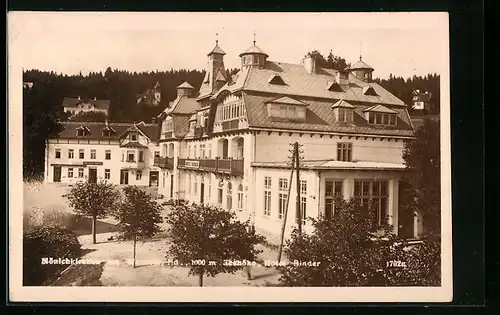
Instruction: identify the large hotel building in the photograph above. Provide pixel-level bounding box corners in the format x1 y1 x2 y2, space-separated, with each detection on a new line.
45 40 417 240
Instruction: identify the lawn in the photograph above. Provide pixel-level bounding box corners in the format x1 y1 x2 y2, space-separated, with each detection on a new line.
23 182 283 287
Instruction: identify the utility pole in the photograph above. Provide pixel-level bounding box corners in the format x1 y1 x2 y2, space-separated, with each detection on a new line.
294 142 302 235
277 143 296 263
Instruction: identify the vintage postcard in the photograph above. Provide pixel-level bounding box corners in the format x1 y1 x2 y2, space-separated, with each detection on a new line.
8 11 452 302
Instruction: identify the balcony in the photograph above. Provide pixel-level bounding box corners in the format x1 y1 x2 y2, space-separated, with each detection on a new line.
121 159 146 170
177 158 244 176
153 156 174 170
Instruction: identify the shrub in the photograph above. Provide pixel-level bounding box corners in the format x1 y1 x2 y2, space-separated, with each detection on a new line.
23 226 81 286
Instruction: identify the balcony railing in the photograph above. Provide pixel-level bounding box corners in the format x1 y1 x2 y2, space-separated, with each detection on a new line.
122 159 146 170
177 158 244 176
153 156 174 170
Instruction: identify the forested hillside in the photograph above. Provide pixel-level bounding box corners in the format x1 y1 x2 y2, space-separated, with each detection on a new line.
374 73 440 114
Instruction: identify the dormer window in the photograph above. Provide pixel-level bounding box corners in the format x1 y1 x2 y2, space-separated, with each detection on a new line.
76 126 90 137
102 130 111 137
327 81 344 92
332 100 355 124
266 97 308 121
363 104 398 126
363 86 378 96
268 73 286 85
130 134 137 141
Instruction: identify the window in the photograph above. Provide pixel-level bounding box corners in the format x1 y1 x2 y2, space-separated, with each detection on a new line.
187 175 191 194
218 181 224 204
208 144 212 158
68 168 74 178
78 168 84 178
55 149 61 159
188 144 192 158
264 176 272 216
337 143 353 162
278 178 288 219
354 180 388 226
76 129 86 137
368 112 397 126
208 178 211 198
154 151 160 159
194 145 197 158
68 149 74 159
104 169 110 180
237 184 244 211
90 149 96 160
130 134 137 141
194 176 198 194
105 150 111 160
215 101 245 123
136 170 142 180
127 151 135 162
338 108 354 123
279 105 287 117
324 180 343 218
298 180 307 225
138 151 144 162
102 130 112 137
79 149 84 159
200 144 205 159
121 152 124 162
226 182 233 210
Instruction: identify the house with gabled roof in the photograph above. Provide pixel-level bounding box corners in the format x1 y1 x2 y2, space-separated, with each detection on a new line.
155 39 419 240
44 120 161 188
136 81 162 106
63 96 110 117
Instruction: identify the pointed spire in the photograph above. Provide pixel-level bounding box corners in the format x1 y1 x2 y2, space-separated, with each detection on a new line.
359 42 363 61
253 32 256 45
208 33 226 56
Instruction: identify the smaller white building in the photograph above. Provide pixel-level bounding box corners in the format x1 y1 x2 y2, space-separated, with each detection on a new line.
45 121 161 187
63 96 110 117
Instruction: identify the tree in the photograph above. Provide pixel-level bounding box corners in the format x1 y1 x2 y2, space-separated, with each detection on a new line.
402 118 440 234
165 204 265 286
63 181 120 244
114 186 163 268
278 199 391 286
305 50 351 70
69 111 107 122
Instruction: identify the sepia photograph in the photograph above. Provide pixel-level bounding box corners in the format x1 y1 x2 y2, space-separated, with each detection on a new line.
8 11 452 302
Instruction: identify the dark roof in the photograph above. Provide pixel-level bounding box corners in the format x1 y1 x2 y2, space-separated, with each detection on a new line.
332 99 355 108
239 43 269 57
120 141 149 148
177 81 195 89
173 115 190 138
62 97 110 110
208 42 226 56
242 61 405 106
165 96 200 114
363 104 398 114
56 122 159 141
350 58 374 70
242 91 414 137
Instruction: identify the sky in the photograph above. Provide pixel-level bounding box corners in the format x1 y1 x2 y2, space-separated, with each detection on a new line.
8 12 449 79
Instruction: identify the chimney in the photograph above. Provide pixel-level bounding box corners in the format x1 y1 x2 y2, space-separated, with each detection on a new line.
151 117 156 124
94 96 97 101
78 96 81 100
105 116 108 125
335 70 350 85
303 55 316 75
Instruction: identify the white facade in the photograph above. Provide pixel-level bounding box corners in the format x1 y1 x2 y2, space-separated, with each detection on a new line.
45 123 161 187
